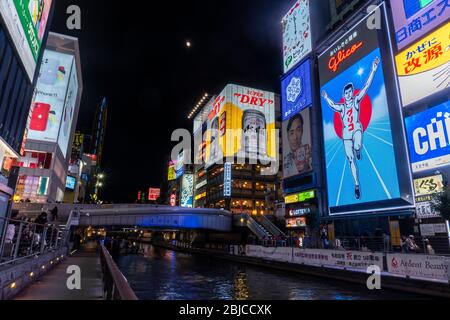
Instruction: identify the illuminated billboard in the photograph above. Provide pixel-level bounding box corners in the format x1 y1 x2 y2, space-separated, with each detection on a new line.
395 22 450 107
282 0 312 74
318 4 413 215
57 59 79 159
65 175 76 190
205 84 277 167
180 174 194 208
0 0 53 81
405 101 450 173
167 161 176 181
390 0 449 51
281 59 312 121
27 50 75 144
148 188 161 201
282 108 312 179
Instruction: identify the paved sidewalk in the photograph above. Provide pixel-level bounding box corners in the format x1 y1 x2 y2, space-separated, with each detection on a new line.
14 245 104 300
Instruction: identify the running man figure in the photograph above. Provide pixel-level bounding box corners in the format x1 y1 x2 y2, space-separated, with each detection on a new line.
322 57 380 200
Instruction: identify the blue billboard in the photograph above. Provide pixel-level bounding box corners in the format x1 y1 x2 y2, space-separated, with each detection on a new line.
66 176 76 190
281 59 312 121
318 5 414 215
405 101 450 173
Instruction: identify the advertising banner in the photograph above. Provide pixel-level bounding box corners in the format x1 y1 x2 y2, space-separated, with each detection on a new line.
387 253 450 282
180 174 194 208
405 101 450 173
245 245 293 263
57 59 79 159
282 108 312 179
292 248 384 271
148 188 161 201
286 217 306 228
390 0 450 51
319 5 408 215
395 22 450 107
282 0 312 74
281 60 313 122
167 161 176 181
27 50 75 144
205 84 277 167
414 175 445 196
0 0 53 80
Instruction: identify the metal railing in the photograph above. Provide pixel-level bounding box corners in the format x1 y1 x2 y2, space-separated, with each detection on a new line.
0 216 68 266
99 245 138 300
246 235 450 255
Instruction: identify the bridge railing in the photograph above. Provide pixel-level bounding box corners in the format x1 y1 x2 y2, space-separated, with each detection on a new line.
99 245 138 300
0 216 68 266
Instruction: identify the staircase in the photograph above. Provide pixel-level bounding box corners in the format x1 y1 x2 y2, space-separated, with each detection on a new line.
253 215 286 238
235 214 271 240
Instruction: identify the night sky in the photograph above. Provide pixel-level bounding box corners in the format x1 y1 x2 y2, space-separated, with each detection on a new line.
50 0 296 203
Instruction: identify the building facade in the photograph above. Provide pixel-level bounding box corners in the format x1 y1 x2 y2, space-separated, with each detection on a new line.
13 32 83 203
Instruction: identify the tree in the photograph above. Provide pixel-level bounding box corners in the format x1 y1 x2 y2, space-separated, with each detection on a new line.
431 187 450 221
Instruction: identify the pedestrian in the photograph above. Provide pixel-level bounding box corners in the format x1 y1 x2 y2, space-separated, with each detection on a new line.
50 206 58 223
400 235 409 253
424 239 435 255
406 235 420 253
5 223 15 244
383 232 391 252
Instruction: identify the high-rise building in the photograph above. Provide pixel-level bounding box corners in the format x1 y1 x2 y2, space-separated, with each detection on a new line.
0 1 55 221
188 84 282 215
13 32 83 203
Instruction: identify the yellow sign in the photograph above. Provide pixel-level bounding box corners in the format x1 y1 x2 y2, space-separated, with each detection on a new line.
395 22 450 106
195 192 206 201
285 194 299 204
168 165 176 181
205 84 277 165
413 175 444 196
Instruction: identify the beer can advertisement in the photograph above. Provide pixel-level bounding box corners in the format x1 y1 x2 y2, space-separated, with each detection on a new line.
27 50 75 144
282 0 312 74
0 0 53 81
318 4 413 215
405 101 450 173
282 108 312 179
281 59 313 121
389 0 450 51
395 22 450 108
205 84 277 167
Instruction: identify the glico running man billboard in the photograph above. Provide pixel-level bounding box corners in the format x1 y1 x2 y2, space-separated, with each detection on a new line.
405 101 450 173
318 4 414 215
205 84 277 167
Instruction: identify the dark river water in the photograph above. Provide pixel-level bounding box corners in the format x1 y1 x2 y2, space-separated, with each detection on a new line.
116 244 428 300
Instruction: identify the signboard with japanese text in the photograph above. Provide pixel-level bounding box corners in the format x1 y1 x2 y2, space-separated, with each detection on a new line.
205 84 277 167
390 0 450 51
180 174 194 208
281 59 313 121
282 0 312 74
224 162 232 197
413 175 445 196
148 188 161 201
395 22 450 107
318 3 414 215
405 101 450 173
0 0 53 80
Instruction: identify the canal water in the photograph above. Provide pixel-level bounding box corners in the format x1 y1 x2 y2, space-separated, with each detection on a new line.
116 244 427 300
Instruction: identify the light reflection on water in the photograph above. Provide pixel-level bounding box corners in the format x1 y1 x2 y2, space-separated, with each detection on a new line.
116 244 427 300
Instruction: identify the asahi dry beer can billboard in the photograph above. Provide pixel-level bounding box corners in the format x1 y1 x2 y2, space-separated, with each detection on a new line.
205 84 277 167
